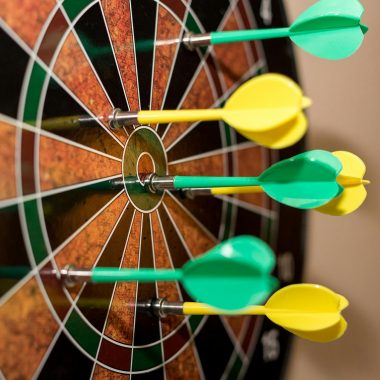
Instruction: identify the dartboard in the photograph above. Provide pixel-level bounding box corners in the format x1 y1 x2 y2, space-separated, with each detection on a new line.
0 0 305 379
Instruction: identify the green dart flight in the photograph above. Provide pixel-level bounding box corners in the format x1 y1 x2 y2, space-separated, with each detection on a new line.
183 0 368 60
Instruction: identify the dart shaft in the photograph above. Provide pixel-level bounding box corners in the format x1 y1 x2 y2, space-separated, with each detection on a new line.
183 302 266 315
173 176 261 189
110 108 223 127
211 27 290 45
62 266 183 285
211 186 264 195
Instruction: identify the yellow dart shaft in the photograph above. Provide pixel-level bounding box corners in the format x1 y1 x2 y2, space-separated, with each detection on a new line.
138 109 223 124
211 186 264 195
337 175 370 187
183 302 266 315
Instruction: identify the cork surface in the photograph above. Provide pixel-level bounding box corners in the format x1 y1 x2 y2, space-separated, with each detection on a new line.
213 10 251 90
0 277 59 380
165 343 202 380
53 32 126 144
39 135 122 191
0 0 56 49
151 6 182 115
151 210 184 336
54 193 128 298
101 0 139 111
0 121 17 200
104 211 141 344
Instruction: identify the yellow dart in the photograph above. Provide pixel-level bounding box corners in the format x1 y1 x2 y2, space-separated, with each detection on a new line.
148 284 348 343
109 73 312 149
200 151 369 215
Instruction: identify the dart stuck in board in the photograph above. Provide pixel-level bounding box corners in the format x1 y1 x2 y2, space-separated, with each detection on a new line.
109 73 312 149
128 150 369 212
144 284 349 343
61 236 278 311
183 0 368 60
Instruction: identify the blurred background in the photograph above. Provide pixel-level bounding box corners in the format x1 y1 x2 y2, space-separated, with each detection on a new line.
284 0 380 379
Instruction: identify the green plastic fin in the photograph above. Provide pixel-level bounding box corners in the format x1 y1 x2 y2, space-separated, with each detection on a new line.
291 25 365 60
260 150 343 209
292 0 364 29
289 0 366 60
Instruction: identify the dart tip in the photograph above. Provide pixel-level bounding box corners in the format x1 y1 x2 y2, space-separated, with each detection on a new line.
360 24 369 35
362 179 370 186
302 97 312 109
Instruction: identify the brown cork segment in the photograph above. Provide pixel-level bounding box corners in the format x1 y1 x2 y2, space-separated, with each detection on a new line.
93 365 130 379
39 135 121 191
164 343 202 380
151 211 183 336
0 121 17 200
213 10 251 91
235 146 267 209
103 211 141 344
101 0 139 111
0 0 56 49
0 277 59 379
53 32 126 144
150 5 182 117
54 193 128 298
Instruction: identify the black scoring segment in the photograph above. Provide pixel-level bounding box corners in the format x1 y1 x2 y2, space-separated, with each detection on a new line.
42 185 120 251
0 205 31 297
38 332 93 379
157 45 202 137
167 121 222 162
42 76 123 158
194 316 234 379
130 0 157 110
190 0 231 32
0 29 29 118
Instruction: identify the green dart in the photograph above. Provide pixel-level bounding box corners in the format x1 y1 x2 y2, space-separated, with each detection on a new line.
143 150 344 210
183 0 368 60
61 236 278 311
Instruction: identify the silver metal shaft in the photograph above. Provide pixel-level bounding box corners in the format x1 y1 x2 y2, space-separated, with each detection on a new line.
109 108 139 129
61 265 92 287
137 298 184 318
182 32 212 50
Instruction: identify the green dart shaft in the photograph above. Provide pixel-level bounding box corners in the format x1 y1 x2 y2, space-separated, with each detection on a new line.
174 176 261 189
91 268 183 283
210 27 290 44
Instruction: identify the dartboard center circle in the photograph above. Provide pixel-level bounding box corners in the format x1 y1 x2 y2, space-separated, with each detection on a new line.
122 126 167 213
136 152 156 184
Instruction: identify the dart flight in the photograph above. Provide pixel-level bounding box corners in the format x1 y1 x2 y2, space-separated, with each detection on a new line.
183 0 368 60
191 151 369 215
109 74 311 149
146 150 348 209
155 284 349 343
62 236 278 311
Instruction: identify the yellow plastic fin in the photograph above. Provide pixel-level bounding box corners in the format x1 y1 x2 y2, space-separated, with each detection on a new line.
224 73 310 132
317 151 368 216
237 112 308 149
286 317 348 343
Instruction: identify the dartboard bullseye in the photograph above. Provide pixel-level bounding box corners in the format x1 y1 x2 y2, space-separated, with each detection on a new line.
0 0 308 378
